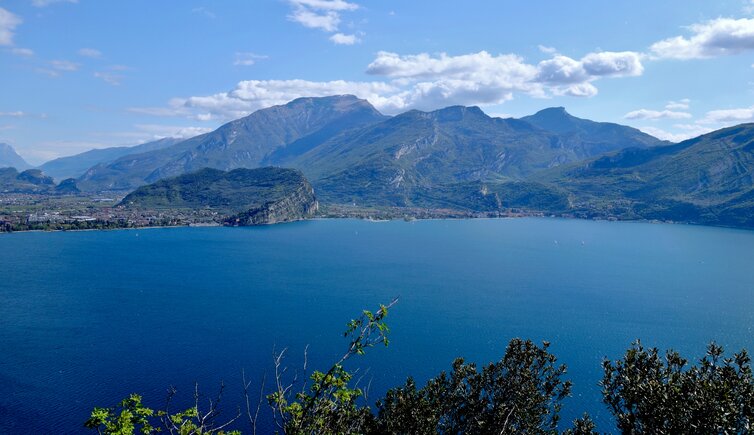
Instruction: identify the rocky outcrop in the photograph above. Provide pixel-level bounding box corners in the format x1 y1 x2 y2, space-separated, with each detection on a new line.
225 182 318 225
120 167 319 226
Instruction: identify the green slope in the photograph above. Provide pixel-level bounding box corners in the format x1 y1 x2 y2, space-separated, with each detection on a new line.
120 167 318 225
539 123 754 226
286 105 660 207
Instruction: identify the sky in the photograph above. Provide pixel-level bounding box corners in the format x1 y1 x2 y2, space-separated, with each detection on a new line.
2 0 754 164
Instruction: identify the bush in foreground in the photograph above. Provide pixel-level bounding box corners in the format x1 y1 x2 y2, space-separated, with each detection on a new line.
86 301 754 434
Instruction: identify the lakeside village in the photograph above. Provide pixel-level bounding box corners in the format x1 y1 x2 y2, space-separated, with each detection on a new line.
0 193 222 232
0 192 578 233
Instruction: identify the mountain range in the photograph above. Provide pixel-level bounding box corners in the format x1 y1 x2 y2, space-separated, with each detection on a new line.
3 95 753 229
73 96 663 198
540 123 754 227
40 137 182 181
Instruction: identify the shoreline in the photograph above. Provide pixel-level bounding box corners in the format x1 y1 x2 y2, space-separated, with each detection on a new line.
2 212 752 235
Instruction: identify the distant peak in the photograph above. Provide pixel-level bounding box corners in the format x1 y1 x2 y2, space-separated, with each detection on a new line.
431 105 488 121
534 106 570 116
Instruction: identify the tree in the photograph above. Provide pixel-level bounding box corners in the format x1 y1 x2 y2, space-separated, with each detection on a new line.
601 340 754 434
267 299 397 434
373 339 572 434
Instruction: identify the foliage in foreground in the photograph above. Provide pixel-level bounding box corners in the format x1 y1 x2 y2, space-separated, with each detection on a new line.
86 301 754 434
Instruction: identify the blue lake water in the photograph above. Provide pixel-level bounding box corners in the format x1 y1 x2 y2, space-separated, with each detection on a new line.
1 218 754 433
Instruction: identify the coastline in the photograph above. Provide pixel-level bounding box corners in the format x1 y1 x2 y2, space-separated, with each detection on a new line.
3 210 752 235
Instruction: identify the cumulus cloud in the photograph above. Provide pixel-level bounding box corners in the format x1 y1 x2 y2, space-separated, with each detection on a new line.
368 50 642 101
129 79 402 120
134 49 649 121
329 33 360 45
624 109 692 120
700 105 754 123
580 51 644 77
288 8 340 32
78 48 102 58
650 18 754 59
0 7 21 46
233 52 267 66
286 0 362 44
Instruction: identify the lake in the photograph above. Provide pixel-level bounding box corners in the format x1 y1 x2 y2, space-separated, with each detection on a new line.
1 218 753 433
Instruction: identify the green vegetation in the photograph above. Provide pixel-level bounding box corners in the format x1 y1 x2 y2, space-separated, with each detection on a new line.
120 167 318 225
538 123 754 228
86 302 754 434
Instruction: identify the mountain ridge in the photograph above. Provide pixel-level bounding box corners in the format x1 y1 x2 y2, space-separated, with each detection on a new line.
0 143 31 170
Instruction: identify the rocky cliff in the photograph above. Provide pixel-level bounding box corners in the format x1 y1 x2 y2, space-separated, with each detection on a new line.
225 181 318 225
120 167 318 225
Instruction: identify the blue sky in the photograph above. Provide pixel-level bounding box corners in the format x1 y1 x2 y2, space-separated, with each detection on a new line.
2 0 754 164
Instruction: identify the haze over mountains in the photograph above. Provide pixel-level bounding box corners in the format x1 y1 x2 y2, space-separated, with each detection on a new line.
40 137 182 181
0 143 31 171
3 95 754 228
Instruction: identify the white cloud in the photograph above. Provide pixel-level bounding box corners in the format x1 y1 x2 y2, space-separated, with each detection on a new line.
288 8 340 32
78 48 102 58
637 126 696 142
233 52 267 66
286 0 362 44
665 98 691 110
553 82 598 98
94 71 123 86
538 45 557 54
700 105 754 123
650 18 754 59
130 79 403 119
580 51 644 77
133 124 213 140
535 55 590 84
50 60 80 71
638 123 715 142
11 47 33 57
0 111 26 117
31 0 77 7
367 50 642 101
290 0 358 11
134 49 649 121
0 7 21 46
624 109 692 120
329 32 360 45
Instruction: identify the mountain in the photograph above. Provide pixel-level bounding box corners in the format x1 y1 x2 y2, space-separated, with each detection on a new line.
521 107 666 156
40 137 182 181
120 167 318 225
542 123 754 227
78 95 387 192
0 168 55 194
283 105 663 206
0 143 31 170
